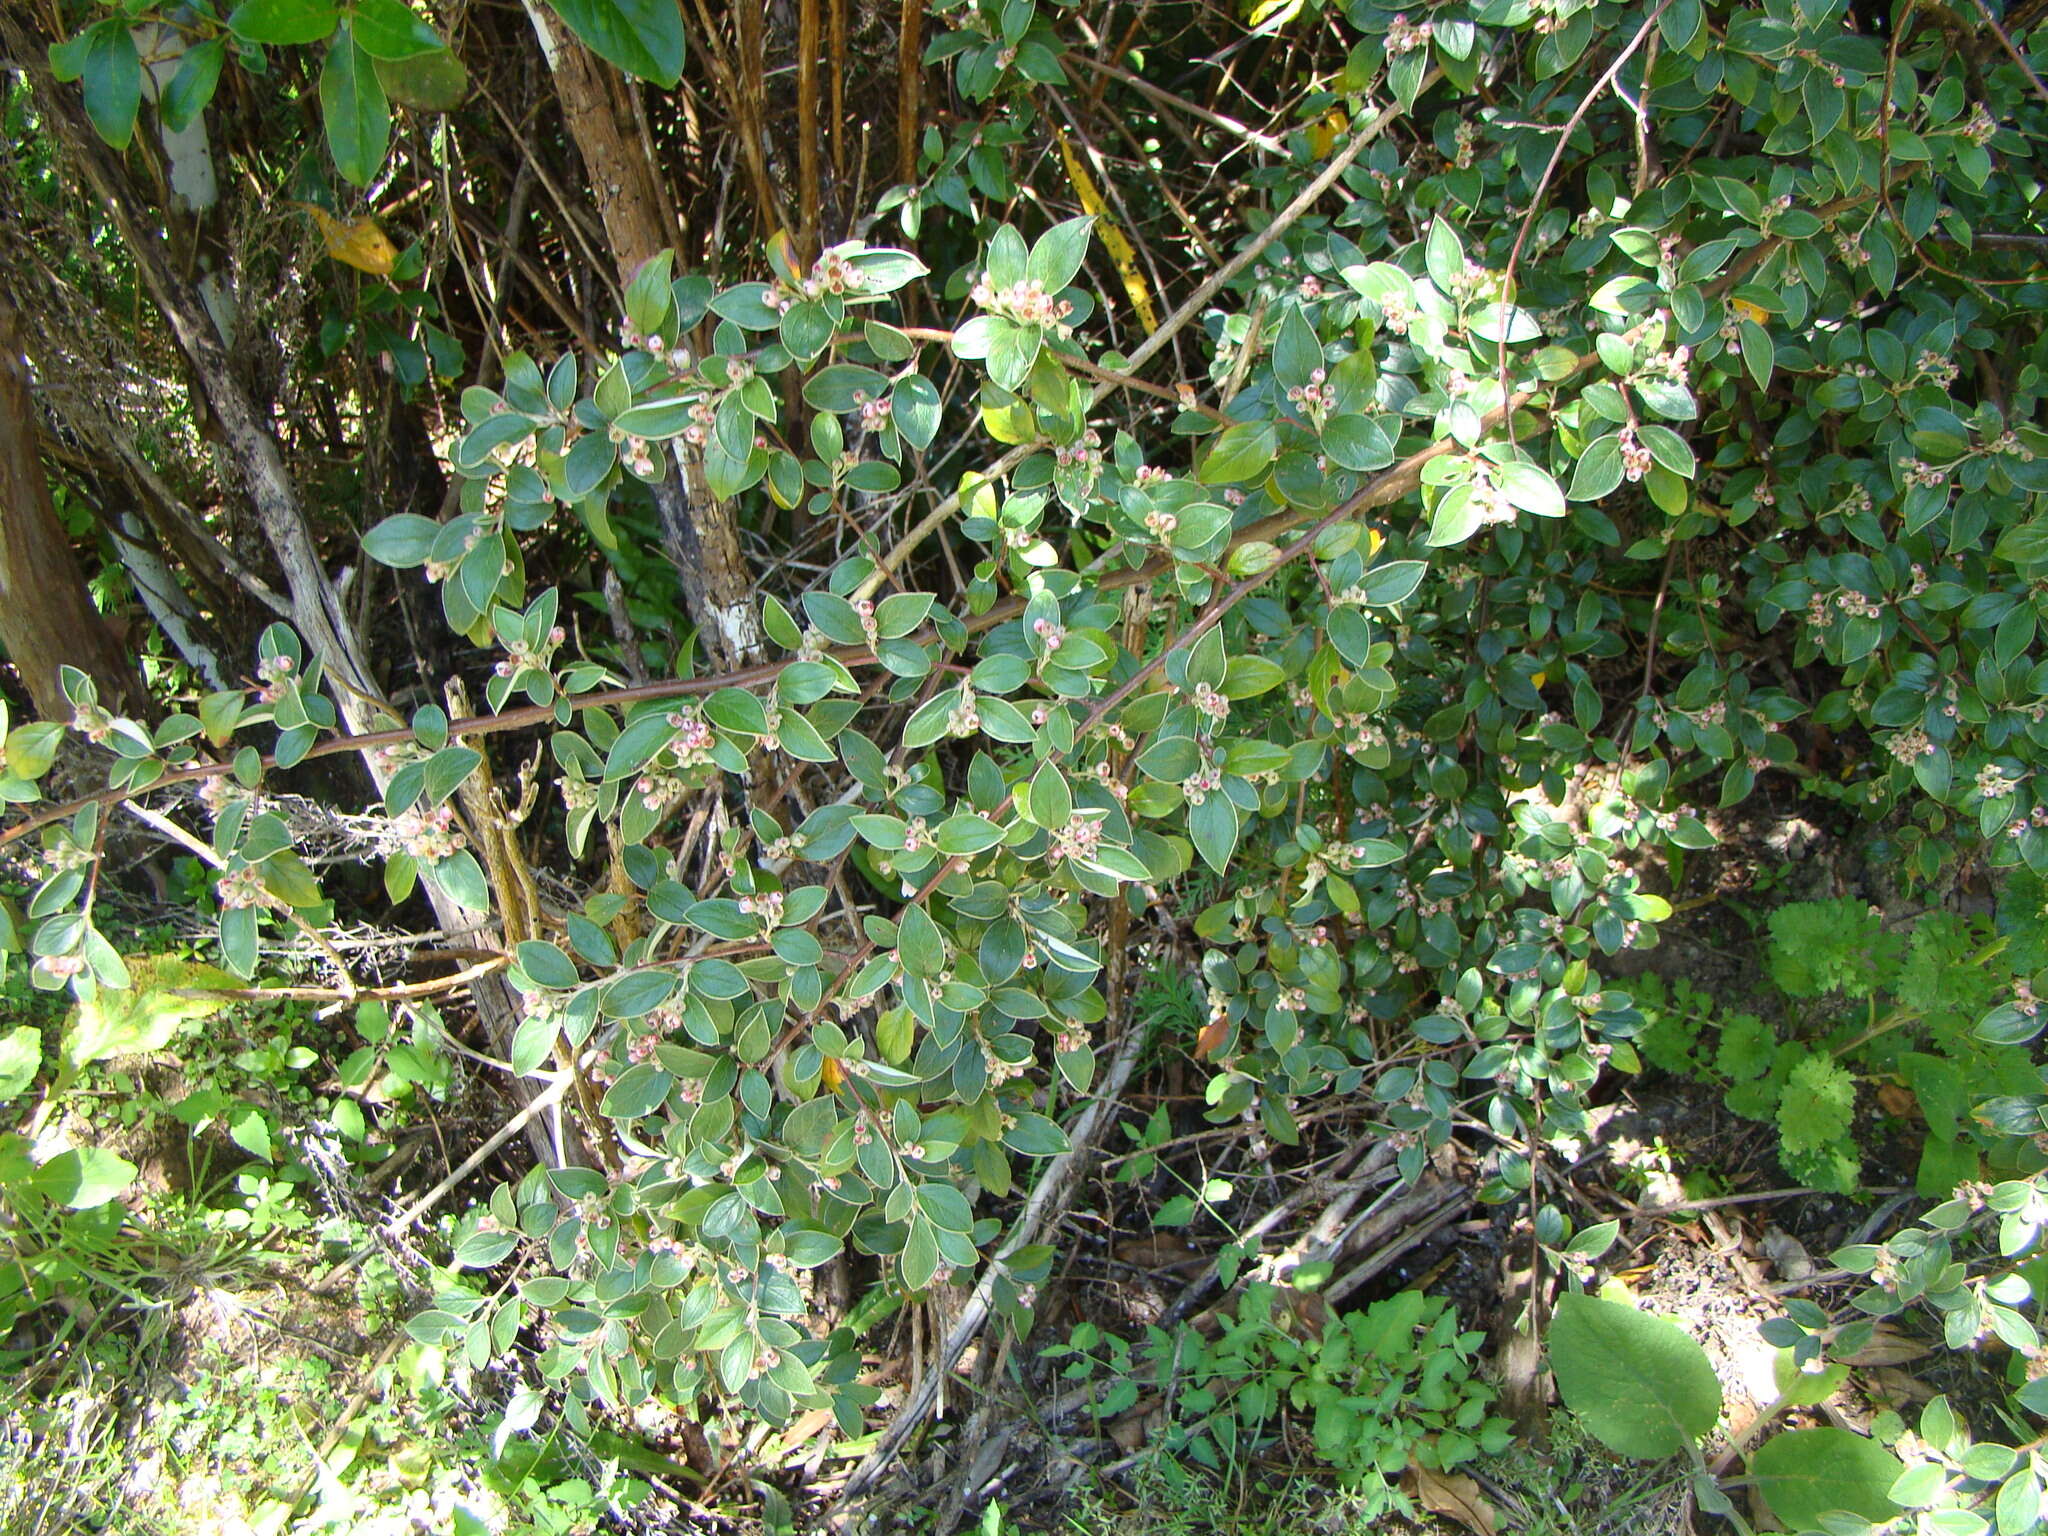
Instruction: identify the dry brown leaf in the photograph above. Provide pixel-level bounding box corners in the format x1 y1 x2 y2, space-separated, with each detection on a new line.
1876 1082 1918 1119
1109 1396 1165 1453
1113 1234 1202 1269
1865 1365 1937 1406
1848 1326 1932 1366
1408 1461 1499 1536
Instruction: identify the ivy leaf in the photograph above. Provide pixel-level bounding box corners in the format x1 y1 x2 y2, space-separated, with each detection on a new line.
320 26 391 186
0 1027 39 1102
20 1146 137 1209
546 0 685 87
1548 1292 1722 1459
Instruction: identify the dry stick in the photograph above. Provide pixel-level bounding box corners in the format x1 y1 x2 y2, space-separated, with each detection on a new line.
854 84 1428 602
170 954 510 1006
1321 1183 1472 1306
1074 55 1290 156
381 1073 573 1236
831 1017 1153 1506
1160 1138 1392 1327
798 0 823 261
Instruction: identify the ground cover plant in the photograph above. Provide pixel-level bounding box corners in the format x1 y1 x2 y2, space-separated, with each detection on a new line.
3 0 2048 1528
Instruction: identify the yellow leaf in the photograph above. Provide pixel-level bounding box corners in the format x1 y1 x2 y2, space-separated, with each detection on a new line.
305 204 399 276
1305 107 1350 159
1731 297 1770 325
1055 129 1159 332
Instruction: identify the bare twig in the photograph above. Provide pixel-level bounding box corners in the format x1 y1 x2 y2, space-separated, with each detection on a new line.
832 1018 1153 1506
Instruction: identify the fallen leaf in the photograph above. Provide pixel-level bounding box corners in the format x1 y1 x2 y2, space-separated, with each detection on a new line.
1194 1016 1230 1059
1848 1327 1931 1367
1109 1396 1165 1453
1760 1225 1814 1281
1113 1233 1202 1269
1865 1365 1936 1407
1876 1082 1917 1119
1408 1461 1499 1536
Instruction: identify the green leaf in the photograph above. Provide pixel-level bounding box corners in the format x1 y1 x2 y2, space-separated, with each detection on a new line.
1028 761 1072 829
893 374 942 451
1197 421 1278 486
363 513 442 567
453 1228 520 1269
546 0 686 86
82 23 141 151
516 940 579 989
349 0 443 58
1026 216 1093 292
372 45 468 109
21 1146 136 1209
320 27 391 186
228 0 339 45
229 1106 273 1163
1187 794 1239 875
1750 1428 1903 1530
601 1063 672 1119
1321 414 1394 471
1548 1292 1722 1459
1425 216 1466 291
0 1027 41 1102
1357 560 1426 606
898 903 946 976
432 849 492 912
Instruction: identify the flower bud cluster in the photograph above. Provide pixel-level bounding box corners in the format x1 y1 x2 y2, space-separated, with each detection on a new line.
1285 365 1337 424
1386 12 1434 52
216 863 274 910
970 272 1074 329
393 802 465 863
1617 426 1654 483
1047 812 1105 865
496 625 567 679
255 652 297 705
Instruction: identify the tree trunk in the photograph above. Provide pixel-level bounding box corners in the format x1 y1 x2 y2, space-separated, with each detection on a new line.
524 3 762 669
0 288 146 722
